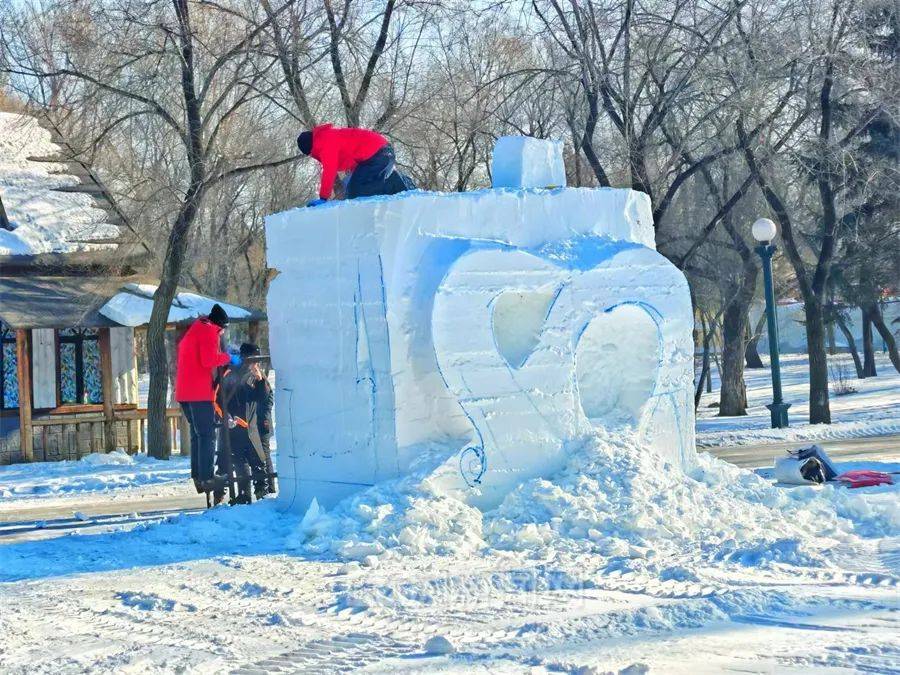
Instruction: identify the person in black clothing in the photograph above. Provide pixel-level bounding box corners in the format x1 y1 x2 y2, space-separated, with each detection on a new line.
253 348 276 496
219 343 275 502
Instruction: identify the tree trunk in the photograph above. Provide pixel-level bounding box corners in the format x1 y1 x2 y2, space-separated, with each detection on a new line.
148 0 207 459
804 298 831 424
865 301 900 374
745 313 766 368
826 316 837 355
719 266 757 416
719 305 748 415
146 187 204 458
861 307 877 377
146 320 171 459
581 90 611 187
695 315 712 409
834 312 864 378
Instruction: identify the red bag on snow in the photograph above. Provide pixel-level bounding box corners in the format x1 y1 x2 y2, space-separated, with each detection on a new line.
835 470 894 489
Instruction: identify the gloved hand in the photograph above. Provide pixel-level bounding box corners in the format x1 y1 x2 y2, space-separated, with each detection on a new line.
229 352 243 367
307 198 327 208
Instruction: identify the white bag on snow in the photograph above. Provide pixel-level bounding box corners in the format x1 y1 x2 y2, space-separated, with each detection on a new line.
774 456 812 485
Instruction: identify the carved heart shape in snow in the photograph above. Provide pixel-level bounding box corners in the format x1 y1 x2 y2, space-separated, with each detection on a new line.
575 303 661 427
491 286 559 369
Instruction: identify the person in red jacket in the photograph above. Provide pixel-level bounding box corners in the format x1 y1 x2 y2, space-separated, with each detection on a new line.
297 124 415 206
175 303 240 493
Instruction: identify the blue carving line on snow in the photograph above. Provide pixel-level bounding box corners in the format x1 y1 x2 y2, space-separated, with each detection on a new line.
459 446 487 487
374 253 399 475
431 333 488 490
669 391 688 466
497 280 569 438
279 386 299 512
602 299 664 323
354 264 377 473
376 253 389 316
425 239 492 489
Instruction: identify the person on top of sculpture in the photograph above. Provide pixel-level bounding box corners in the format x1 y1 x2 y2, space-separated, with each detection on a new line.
175 303 241 495
297 124 415 206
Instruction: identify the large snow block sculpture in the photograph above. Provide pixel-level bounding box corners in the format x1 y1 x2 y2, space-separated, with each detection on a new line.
265 187 695 512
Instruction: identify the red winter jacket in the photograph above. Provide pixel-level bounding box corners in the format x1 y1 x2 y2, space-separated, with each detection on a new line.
175 318 230 402
310 124 388 199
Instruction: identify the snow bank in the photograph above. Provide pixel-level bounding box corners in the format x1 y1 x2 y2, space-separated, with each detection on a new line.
298 429 899 571
0 452 189 500
696 352 900 447
265 179 694 513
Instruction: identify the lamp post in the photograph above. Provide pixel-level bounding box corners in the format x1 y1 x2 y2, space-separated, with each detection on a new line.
752 218 790 428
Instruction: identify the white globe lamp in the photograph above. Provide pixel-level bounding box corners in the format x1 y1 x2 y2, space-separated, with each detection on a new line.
751 217 777 243
752 215 790 428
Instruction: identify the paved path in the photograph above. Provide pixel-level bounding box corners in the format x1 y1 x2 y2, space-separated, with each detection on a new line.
0 484 209 543
706 433 900 468
0 490 206 524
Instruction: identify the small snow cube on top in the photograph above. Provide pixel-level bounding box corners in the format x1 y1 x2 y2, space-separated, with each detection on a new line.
491 135 566 190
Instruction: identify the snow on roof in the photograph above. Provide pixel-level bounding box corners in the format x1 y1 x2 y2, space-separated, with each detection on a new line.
0 111 121 255
99 283 260 327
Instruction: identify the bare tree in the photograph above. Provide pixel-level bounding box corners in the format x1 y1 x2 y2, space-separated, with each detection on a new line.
3 0 301 455
738 0 892 423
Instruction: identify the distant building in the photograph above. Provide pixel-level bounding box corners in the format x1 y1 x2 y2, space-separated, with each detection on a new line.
751 299 900 354
0 111 263 464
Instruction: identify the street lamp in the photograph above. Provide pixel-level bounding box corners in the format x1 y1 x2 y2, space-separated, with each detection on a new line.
752 218 790 428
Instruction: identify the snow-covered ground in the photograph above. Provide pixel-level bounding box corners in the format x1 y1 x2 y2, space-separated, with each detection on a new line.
0 429 898 673
697 352 900 447
1 355 898 672
0 450 189 503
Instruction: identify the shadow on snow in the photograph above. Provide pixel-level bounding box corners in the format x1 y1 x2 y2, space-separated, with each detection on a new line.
0 500 320 582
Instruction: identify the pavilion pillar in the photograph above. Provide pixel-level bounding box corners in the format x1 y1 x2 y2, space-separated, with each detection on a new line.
98 327 117 453
15 329 33 462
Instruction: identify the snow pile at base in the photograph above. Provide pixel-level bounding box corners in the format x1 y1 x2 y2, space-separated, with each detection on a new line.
298 430 898 569
486 432 898 564
0 452 190 500
297 450 485 560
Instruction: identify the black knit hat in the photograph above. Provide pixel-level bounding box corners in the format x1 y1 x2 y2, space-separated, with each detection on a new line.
208 303 229 328
240 342 260 358
297 130 313 155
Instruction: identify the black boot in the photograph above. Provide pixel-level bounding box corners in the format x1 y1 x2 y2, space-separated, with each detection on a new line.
254 482 268 501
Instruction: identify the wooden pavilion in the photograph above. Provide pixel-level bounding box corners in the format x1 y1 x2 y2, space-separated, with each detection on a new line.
0 110 263 464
